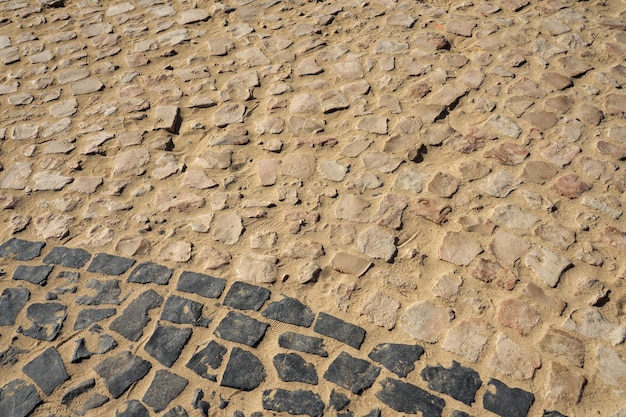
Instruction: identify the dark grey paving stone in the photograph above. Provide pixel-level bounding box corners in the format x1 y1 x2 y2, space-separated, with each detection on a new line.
94 351 152 399
74 308 117 330
116 400 149 417
451 411 473 417
223 281 270 311
543 411 567 417
0 379 42 417
177 271 226 298
61 378 95 406
161 294 211 327
323 352 380 394
214 311 269 347
13 265 53 285
87 253 136 275
186 340 227 381
0 287 30 325
22 347 69 395
144 324 193 368
221 347 266 391
483 379 534 417
76 393 108 415
191 388 209 416
71 338 92 363
329 389 350 411
0 345 27 367
164 405 189 417
363 409 381 417
109 289 163 341
18 302 66 341
128 262 173 285
278 331 328 357
376 377 446 417
262 296 315 327
262 388 324 417
76 279 122 305
314 312 365 350
273 353 318 385
421 361 482 406
0 238 45 261
142 369 188 412
368 343 424 378
43 247 91 268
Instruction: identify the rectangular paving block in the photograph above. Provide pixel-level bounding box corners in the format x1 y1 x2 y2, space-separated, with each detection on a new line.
313 312 365 349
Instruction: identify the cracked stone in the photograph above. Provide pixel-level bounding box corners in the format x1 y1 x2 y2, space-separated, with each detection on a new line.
421 361 482 405
368 343 423 378
483 379 534 417
278 332 328 357
489 333 541 380
263 296 314 327
525 246 571 287
186 340 226 381
274 353 318 384
324 352 380 394
109 289 163 341
128 262 173 285
94 351 152 399
161 294 211 327
0 379 42 417
144 324 192 367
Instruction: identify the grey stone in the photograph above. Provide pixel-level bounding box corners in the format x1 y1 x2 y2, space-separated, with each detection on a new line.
142 370 188 412
163 406 189 417
19 302 66 341
13 265 53 285
76 280 122 305
368 343 424 378
61 378 95 406
43 247 91 268
186 340 227 381
314 312 366 349
421 361 482 405
145 324 193 367
329 389 350 411
0 288 30 325
0 238 45 261
483 379 534 417
324 352 380 394
110 289 163 341
273 353 318 384
262 389 324 417
278 332 328 357
0 379 42 417
94 351 152 399
22 347 69 395
176 271 226 298
223 281 270 311
116 400 149 417
221 347 266 391
128 262 173 285
161 295 211 327
74 308 116 330
376 377 446 416
87 253 136 275
214 311 268 347
78 394 108 415
262 296 315 327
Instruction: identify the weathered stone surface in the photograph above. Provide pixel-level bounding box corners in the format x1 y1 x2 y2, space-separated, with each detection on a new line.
159 241 192 262
439 232 483 266
274 353 318 384
22 347 68 395
44 247 90 268
552 174 591 198
109 290 163 341
490 230 530 268
214 104 246 127
0 238 44 261
71 77 104 95
376 377 446 416
281 153 316 179
144 324 192 368
88 253 136 275
324 352 380 394
263 296 314 327
563 308 626 346
443 318 492 362
214 311 268 347
368 343 423 378
401 301 452 343
19 302 66 341
0 380 42 417
545 362 585 407
278 332 328 357
421 361 482 405
236 252 278 283
480 170 521 197
331 252 372 277
525 246 571 287
0 163 32 189
176 271 225 299
0 288 30 326
262 389 324 417
113 148 150 176
186 340 226 381
314 312 366 349
596 346 626 387
212 212 243 245
224 281 270 311
221 347 266 391
360 291 400 330
76 279 122 306
74 308 116 330
358 226 397 262
94 351 152 399
489 333 541 380
142 370 188 413
128 262 173 285
358 117 388 134
335 194 371 222
161 295 210 327
497 299 540 336
13 265 53 285
483 379 534 417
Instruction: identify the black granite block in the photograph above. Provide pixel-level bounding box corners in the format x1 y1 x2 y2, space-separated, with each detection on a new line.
177 271 226 298
376 377 446 417
214 311 268 347
221 347 266 391
116 400 149 417
128 262 173 285
13 265 53 285
0 379 42 417
74 308 116 330
223 281 270 311
314 312 365 349
278 332 328 357
94 351 152 399
0 287 30 325
142 370 188 412
144 324 192 367
273 353 318 384
483 379 534 417
22 347 69 395
109 289 163 341
262 389 325 417
324 352 380 394
19 302 66 341
87 253 135 275
0 238 45 261
329 389 350 411
161 294 211 327
368 343 424 378
421 361 482 406
186 340 227 381
43 247 91 268
76 279 122 305
262 296 315 327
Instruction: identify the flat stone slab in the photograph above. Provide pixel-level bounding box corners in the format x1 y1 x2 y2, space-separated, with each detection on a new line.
160 295 211 327
278 332 328 357
116 400 149 417
19 302 66 341
214 311 269 347
22 347 69 395
368 343 424 378
262 296 315 327
273 353 318 384
128 262 173 285
13 265 53 285
109 289 163 341
314 312 366 349
483 378 534 417
94 351 152 399
0 238 45 261
176 271 226 298
421 361 482 405
324 352 380 394
0 379 42 417
0 287 30 325
76 280 122 305
142 370 188 412
144 324 193 367
221 347 266 391
43 247 91 268
262 389 325 417
74 308 117 330
186 340 227 381
87 253 136 275
223 281 270 311
376 377 446 416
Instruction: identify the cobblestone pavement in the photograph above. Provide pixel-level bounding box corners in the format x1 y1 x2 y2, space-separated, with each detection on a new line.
1 0 626 416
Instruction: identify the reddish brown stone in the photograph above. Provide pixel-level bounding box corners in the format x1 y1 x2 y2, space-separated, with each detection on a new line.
497 299 540 336
552 174 591 198
484 142 529 165
412 198 451 224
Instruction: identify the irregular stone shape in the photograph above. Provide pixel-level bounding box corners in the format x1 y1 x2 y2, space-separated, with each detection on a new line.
563 308 626 346
0 379 42 417
492 204 539 233
442 318 492 363
596 346 626 387
314 312 366 349
76 280 122 305
358 117 388 134
421 361 482 405
439 232 483 266
0 288 30 326
19 302 66 341
489 333 541 380
223 281 271 311
331 252 372 277
22 347 69 395
497 299 540 336
160 295 211 327
522 161 558 184
159 241 192 262
61 378 95 406
281 153 316 180
274 353 318 384
94 351 152 399
176 271 225 299
483 378 534 417
214 103 246 127
33 212 72 240
74 308 116 330
87 253 136 275
278 332 328 357
263 389 325 417
545 362 585 407
212 212 243 245
335 194 371 222
214 311 268 347
490 230 530 268
358 227 396 262
324 352 380 394
552 174 591 198
0 162 32 189
43 247 91 268
368 343 424 378
329 389 350 411
413 198 452 225
262 296 315 327
127 262 173 285
525 246 571 287
221 347 266 391
400 301 452 343
376 377 446 416
110 290 163 341
116 400 148 417
186 340 227 381
541 326 586 368
155 189 205 212
32 171 73 191
12 265 52 285
145 324 193 368
480 170 520 198
0 238 45 261
142 370 188 412
163 406 188 417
